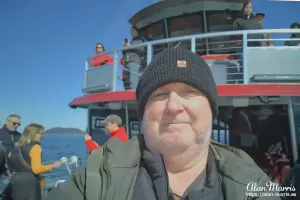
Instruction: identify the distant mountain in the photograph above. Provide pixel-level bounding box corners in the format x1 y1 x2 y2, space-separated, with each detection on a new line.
45 127 84 134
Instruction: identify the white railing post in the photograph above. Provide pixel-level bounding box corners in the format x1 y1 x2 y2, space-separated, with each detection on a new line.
242 32 248 84
147 43 152 65
83 60 88 95
191 37 196 53
112 51 118 91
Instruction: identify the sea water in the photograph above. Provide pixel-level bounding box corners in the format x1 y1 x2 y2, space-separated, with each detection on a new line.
41 133 87 186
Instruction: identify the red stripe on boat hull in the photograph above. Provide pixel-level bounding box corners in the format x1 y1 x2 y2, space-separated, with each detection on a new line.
69 84 300 107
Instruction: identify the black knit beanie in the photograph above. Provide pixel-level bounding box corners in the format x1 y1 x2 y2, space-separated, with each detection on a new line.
136 48 218 120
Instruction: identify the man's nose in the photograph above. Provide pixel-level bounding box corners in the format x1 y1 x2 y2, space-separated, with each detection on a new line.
165 92 184 114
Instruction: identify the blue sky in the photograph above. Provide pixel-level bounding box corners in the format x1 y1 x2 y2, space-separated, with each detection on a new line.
0 0 299 133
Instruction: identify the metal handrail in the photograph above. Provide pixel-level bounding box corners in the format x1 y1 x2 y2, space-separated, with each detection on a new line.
86 29 300 60
84 28 300 91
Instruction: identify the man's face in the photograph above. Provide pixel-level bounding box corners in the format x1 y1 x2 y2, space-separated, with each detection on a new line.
142 83 212 156
256 16 264 25
106 122 116 134
6 117 21 131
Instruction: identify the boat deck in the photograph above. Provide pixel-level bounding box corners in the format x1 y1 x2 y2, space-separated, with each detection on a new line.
70 29 300 108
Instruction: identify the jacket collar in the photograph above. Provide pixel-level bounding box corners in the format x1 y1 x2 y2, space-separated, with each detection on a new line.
1 125 13 134
209 140 266 186
111 127 126 137
135 135 265 186
102 135 268 186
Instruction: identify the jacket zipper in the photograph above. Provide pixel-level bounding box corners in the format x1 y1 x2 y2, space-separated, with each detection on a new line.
103 145 111 200
159 154 170 200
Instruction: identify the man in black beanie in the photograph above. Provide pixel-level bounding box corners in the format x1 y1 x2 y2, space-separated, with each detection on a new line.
45 48 279 200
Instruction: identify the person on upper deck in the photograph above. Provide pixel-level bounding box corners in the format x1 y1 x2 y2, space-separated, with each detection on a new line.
255 12 265 26
45 48 279 200
84 114 128 152
122 25 145 90
89 43 113 67
284 22 300 46
232 1 263 47
255 12 273 46
7 123 62 200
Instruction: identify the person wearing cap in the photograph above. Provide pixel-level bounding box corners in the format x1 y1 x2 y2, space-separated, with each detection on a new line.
84 114 128 152
45 48 279 200
285 22 300 46
255 12 265 26
255 12 273 46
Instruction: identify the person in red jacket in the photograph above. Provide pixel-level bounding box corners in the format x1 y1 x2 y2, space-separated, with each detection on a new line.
89 43 113 67
84 114 128 152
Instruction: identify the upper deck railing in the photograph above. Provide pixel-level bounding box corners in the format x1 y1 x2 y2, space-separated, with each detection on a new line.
83 29 300 95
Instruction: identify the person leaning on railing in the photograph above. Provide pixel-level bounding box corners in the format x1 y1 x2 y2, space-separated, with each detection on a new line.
255 12 273 46
232 1 263 69
232 1 263 47
89 43 113 67
6 123 62 200
121 25 145 90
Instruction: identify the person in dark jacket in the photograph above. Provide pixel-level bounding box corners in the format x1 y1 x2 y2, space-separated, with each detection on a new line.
284 22 300 46
7 123 62 200
0 143 8 197
281 164 299 199
122 26 145 90
0 144 6 174
232 1 263 77
45 48 278 200
0 114 22 199
0 114 22 155
255 12 273 46
232 1 263 47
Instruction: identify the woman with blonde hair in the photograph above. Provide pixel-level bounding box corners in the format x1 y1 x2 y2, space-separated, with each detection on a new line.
7 123 62 200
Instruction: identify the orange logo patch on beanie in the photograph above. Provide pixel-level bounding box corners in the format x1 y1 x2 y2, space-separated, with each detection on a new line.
176 60 187 68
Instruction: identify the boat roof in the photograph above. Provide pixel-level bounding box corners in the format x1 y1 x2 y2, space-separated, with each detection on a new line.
129 0 246 27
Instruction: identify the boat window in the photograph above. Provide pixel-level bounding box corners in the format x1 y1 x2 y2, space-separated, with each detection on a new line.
206 10 240 32
218 104 292 182
206 10 240 54
167 12 204 38
140 20 165 41
130 121 140 137
211 129 230 145
219 105 291 157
